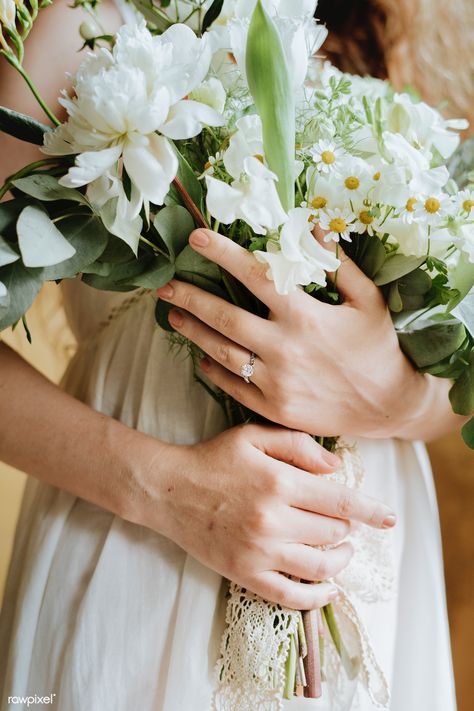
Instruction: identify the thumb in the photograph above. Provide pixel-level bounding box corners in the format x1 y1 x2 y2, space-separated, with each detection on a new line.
313 225 378 306
249 425 340 474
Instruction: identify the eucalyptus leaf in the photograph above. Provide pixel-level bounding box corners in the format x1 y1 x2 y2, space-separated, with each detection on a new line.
17 205 76 267
398 269 432 295
131 258 175 289
202 0 224 33
81 261 113 276
42 215 109 280
154 205 194 259
0 261 44 330
344 233 386 279
82 256 154 291
13 175 88 204
0 280 9 312
175 244 221 282
374 255 426 286
461 416 474 449
0 236 19 267
449 351 474 415
388 283 403 312
398 319 466 368
246 1 294 212
0 106 51 145
0 199 30 234
451 288 474 338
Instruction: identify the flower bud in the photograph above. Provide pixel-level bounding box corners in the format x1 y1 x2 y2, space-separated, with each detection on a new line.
0 0 16 28
79 18 101 41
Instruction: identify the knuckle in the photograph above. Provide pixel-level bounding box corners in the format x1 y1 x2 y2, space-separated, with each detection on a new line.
335 490 354 519
244 259 268 286
215 342 231 364
179 288 194 312
213 307 233 332
246 504 276 537
368 501 386 527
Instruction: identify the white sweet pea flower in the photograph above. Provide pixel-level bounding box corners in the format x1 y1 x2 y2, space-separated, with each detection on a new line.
189 77 227 114
384 218 453 258
224 114 264 177
0 0 15 28
254 207 340 294
387 93 469 159
318 207 356 243
206 156 287 234
42 21 224 234
382 131 449 199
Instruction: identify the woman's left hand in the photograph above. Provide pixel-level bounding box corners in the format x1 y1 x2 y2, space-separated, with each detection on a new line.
156 228 430 439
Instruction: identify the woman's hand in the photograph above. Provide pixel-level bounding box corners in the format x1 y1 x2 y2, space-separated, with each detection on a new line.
156 228 436 439
134 424 396 610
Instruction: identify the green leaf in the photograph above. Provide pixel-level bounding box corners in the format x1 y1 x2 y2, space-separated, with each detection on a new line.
0 199 30 234
42 215 109 280
202 0 224 33
388 283 403 312
0 280 9 312
398 269 432 295
175 244 221 283
398 319 467 368
0 106 51 145
17 205 76 267
154 205 194 259
451 289 474 338
127 0 173 31
12 175 88 204
449 351 474 416
343 233 386 279
165 145 204 213
374 255 426 286
131 258 175 289
82 256 153 291
461 416 474 449
0 236 19 267
246 0 295 212
0 261 44 330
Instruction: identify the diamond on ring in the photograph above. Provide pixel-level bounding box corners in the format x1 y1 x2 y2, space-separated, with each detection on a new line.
240 352 256 383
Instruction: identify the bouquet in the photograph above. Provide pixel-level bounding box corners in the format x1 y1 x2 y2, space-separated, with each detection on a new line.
1 0 473 707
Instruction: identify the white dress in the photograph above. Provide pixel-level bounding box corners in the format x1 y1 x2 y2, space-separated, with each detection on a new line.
0 280 457 711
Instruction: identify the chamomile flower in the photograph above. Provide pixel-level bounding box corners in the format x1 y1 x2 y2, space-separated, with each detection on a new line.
413 193 451 227
400 196 419 224
309 139 346 174
318 206 356 242
305 168 342 214
455 188 474 216
352 208 384 236
336 157 373 204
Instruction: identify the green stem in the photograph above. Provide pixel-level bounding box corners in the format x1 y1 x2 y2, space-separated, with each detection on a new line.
16 63 60 125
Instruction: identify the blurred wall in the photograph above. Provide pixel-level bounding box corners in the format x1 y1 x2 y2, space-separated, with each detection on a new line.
0 285 473 710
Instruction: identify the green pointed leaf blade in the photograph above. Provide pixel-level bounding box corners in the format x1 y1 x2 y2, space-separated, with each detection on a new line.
154 206 194 259
0 106 51 145
17 205 76 267
202 0 224 33
246 0 295 212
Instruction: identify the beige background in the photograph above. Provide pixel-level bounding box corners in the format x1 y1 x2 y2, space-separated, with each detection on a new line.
0 284 473 708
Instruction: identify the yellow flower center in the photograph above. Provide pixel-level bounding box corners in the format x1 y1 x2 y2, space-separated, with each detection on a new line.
424 197 441 214
321 150 336 165
329 217 347 233
373 171 381 181
406 197 417 212
345 176 360 190
204 161 212 171
311 196 327 209
359 210 374 225
253 154 264 163
463 199 474 212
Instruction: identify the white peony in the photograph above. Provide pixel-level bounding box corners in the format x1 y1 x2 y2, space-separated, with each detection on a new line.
255 207 340 294
42 20 224 245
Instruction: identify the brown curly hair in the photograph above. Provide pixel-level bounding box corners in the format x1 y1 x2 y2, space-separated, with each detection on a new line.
316 0 474 131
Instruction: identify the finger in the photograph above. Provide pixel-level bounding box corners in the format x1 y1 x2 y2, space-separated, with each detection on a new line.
290 473 397 530
248 425 341 473
200 357 269 414
168 308 265 385
156 279 268 353
255 572 338 610
285 508 351 547
277 542 353 582
313 227 379 306
188 229 303 313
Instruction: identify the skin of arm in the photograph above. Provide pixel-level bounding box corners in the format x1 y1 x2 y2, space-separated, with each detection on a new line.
0 1 397 610
156 228 467 442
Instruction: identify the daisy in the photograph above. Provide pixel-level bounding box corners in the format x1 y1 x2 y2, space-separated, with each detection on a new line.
318 206 356 242
413 193 451 227
309 139 346 174
335 157 373 204
352 208 385 236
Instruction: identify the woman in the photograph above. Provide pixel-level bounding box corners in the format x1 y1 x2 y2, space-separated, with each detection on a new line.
0 1 466 709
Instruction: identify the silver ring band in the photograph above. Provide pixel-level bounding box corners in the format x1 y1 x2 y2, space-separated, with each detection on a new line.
240 352 256 383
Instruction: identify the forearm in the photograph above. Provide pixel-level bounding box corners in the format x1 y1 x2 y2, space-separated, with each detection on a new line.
0 342 170 523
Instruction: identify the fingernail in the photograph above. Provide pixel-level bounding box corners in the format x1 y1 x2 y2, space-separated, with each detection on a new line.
200 357 211 373
156 283 174 299
322 450 340 468
189 230 210 248
168 309 184 327
382 514 397 529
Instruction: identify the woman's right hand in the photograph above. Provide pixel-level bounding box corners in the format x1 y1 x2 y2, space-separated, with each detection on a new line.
132 424 396 610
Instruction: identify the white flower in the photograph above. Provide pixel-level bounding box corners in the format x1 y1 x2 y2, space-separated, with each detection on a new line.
254 207 340 294
384 218 452 258
206 156 286 234
86 170 143 250
42 21 224 248
306 169 344 212
352 209 385 237
413 193 451 226
318 206 356 242
399 196 419 224
382 131 449 199
224 115 264 177
189 77 227 114
387 93 468 159
310 140 346 175
335 157 373 204
454 188 474 217
0 0 15 28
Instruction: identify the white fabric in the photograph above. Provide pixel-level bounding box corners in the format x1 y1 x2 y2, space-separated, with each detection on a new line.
0 279 457 710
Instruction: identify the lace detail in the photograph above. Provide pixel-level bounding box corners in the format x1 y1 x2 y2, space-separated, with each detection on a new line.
212 584 301 711
213 443 393 711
